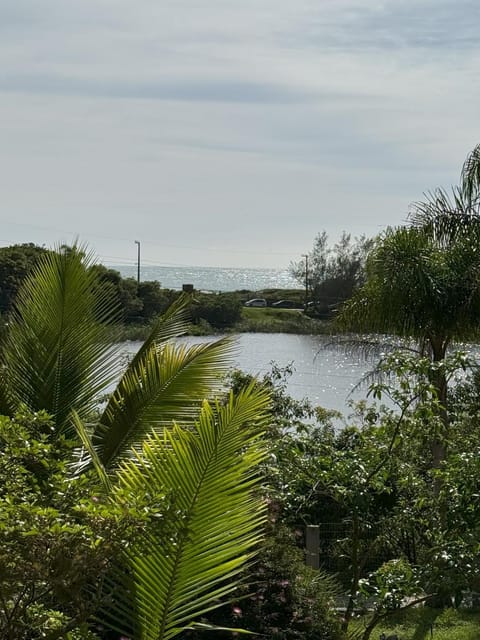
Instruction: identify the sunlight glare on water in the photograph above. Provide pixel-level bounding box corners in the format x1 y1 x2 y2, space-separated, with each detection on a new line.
120 333 377 418
113 265 298 292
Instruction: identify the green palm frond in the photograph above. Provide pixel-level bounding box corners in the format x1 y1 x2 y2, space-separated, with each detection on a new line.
127 293 192 371
96 336 235 468
336 218 480 346
0 246 120 431
410 187 480 245
461 142 480 202
101 385 270 640
71 410 111 491
336 227 433 338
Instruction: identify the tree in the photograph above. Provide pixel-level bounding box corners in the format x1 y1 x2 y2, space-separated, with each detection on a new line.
0 245 234 461
460 141 480 202
0 243 47 313
0 245 270 638
257 350 480 638
336 144 480 477
91 264 175 323
291 231 373 316
138 280 177 320
90 264 144 322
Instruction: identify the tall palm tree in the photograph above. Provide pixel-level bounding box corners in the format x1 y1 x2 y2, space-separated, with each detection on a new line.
336 144 480 476
0 245 270 638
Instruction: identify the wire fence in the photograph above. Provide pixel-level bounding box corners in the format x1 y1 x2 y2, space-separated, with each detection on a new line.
311 522 386 574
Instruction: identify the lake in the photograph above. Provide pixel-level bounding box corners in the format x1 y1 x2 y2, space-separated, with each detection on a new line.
121 333 379 418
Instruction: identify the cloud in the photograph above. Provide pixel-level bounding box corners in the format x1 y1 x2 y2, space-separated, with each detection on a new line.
0 0 479 268
0 73 319 104
285 0 480 54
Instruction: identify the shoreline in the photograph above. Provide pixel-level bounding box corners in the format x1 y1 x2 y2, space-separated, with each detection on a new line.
113 312 331 342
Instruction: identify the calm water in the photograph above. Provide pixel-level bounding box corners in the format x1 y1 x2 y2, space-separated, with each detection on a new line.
119 333 480 421
111 264 298 292
120 333 377 419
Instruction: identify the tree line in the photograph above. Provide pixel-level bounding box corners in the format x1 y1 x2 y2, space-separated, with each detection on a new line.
0 244 246 330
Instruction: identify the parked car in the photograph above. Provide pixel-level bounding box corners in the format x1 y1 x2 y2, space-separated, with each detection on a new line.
272 299 296 308
244 298 267 307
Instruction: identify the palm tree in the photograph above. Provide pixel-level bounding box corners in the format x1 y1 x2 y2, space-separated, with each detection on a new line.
0 245 270 638
336 144 480 475
0 246 233 462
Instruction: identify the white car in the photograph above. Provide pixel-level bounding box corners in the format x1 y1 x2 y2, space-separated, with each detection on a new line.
244 298 267 307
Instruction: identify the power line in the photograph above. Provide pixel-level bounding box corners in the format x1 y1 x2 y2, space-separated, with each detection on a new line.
1 220 299 257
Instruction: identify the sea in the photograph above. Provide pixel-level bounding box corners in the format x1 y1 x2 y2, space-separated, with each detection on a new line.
111 265 298 292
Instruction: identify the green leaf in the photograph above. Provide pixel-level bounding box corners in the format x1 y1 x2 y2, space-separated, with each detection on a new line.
95 330 234 469
0 245 120 432
100 384 270 640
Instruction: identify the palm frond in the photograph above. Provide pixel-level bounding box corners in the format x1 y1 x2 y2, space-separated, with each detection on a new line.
96 337 235 468
335 227 430 338
100 385 270 640
409 187 480 244
461 142 480 202
0 246 121 432
127 293 192 371
71 411 111 491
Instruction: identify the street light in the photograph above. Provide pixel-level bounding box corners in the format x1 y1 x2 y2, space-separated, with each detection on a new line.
302 253 309 309
134 240 141 285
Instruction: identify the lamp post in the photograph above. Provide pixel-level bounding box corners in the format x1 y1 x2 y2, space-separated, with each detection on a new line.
302 253 309 309
134 240 141 285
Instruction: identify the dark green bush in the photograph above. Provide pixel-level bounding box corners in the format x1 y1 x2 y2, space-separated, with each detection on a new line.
190 293 242 328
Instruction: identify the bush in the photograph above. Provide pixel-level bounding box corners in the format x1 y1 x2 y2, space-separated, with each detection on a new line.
0 409 141 639
137 282 178 319
191 293 242 328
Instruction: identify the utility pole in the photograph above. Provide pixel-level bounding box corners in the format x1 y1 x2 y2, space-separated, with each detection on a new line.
134 240 141 285
302 253 309 309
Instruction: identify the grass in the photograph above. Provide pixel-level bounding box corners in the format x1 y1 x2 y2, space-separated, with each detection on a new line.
351 607 480 640
237 307 330 334
110 321 221 342
109 308 330 341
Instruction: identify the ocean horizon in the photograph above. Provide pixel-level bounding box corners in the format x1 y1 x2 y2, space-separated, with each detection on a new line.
111 264 299 293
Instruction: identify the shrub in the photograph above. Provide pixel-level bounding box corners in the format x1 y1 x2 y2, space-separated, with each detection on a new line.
191 293 242 328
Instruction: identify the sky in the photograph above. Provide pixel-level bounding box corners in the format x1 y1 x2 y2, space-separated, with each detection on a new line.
1 0 480 269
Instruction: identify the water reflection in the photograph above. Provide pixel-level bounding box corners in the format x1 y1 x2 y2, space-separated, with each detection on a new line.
121 333 378 416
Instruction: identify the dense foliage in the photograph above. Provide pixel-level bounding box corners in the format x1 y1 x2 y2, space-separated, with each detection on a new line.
0 244 308 332
190 292 243 328
0 246 270 639
224 349 480 640
0 409 141 640
0 243 47 313
0 244 175 323
91 264 178 323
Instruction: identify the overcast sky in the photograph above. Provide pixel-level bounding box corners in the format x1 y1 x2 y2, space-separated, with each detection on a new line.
1 0 479 269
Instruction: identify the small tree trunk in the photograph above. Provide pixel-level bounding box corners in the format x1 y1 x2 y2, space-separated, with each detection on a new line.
342 516 360 632
361 612 382 640
429 337 448 497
